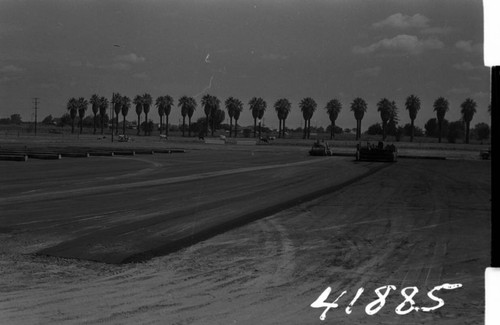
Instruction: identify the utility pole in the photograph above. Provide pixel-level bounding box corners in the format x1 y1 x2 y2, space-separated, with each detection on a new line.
32 98 39 135
111 93 114 142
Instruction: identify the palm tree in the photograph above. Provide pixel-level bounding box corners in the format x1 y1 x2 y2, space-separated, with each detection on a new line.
155 95 174 136
274 98 291 138
460 98 477 144
233 106 242 138
225 97 243 138
77 97 88 134
299 97 317 139
201 94 221 136
177 96 190 136
112 93 122 135
66 97 78 134
249 97 266 137
178 96 197 137
225 97 236 137
90 94 100 134
133 95 143 135
187 97 197 137
325 98 342 139
214 108 225 134
121 96 131 135
142 93 153 136
156 96 165 135
433 97 449 143
377 98 392 141
405 94 421 142
98 96 108 135
201 94 213 136
350 97 368 141
281 101 291 138
163 95 174 136
210 96 221 136
249 97 259 137
178 96 189 137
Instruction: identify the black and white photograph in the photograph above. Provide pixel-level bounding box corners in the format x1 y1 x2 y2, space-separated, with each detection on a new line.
0 0 493 324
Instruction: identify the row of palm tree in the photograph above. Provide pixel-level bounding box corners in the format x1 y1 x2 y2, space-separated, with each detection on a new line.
432 96 478 144
67 93 480 143
66 97 89 134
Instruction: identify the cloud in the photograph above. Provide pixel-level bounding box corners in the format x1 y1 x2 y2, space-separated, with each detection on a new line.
448 87 470 95
354 66 382 77
455 40 482 53
373 13 429 29
0 65 24 83
133 72 149 80
102 62 131 71
353 35 444 55
261 53 288 61
0 64 24 73
421 26 453 35
473 91 489 99
373 13 452 36
453 61 475 71
70 60 94 68
40 82 60 90
115 53 146 63
0 22 24 37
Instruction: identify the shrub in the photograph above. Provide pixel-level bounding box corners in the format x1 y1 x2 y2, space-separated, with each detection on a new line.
425 118 449 137
447 121 465 143
474 122 490 141
366 123 383 135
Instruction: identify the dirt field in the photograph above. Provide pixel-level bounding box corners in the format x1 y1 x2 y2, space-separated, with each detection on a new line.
0 141 490 324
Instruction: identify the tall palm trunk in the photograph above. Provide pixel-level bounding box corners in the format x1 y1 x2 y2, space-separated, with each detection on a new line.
330 121 334 140
282 119 286 138
114 113 119 135
253 118 257 137
307 119 312 139
166 115 169 136
410 119 415 142
123 116 126 135
259 121 262 137
188 117 192 137
382 121 387 141
303 119 307 139
182 116 186 137
465 122 470 144
100 115 104 135
80 119 83 134
278 119 282 138
71 118 75 134
229 117 233 137
206 113 210 137
93 114 97 134
144 113 149 136
438 120 443 143
137 114 141 135
234 120 238 138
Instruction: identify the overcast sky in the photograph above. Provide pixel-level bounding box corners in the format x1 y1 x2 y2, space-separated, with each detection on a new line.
0 0 491 130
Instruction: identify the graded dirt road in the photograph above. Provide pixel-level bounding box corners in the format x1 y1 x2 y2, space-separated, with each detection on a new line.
0 148 490 324
0 149 381 263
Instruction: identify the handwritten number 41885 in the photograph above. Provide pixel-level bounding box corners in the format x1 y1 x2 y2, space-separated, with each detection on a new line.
310 283 462 320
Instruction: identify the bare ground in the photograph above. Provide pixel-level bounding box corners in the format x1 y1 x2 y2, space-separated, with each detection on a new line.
0 148 490 324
